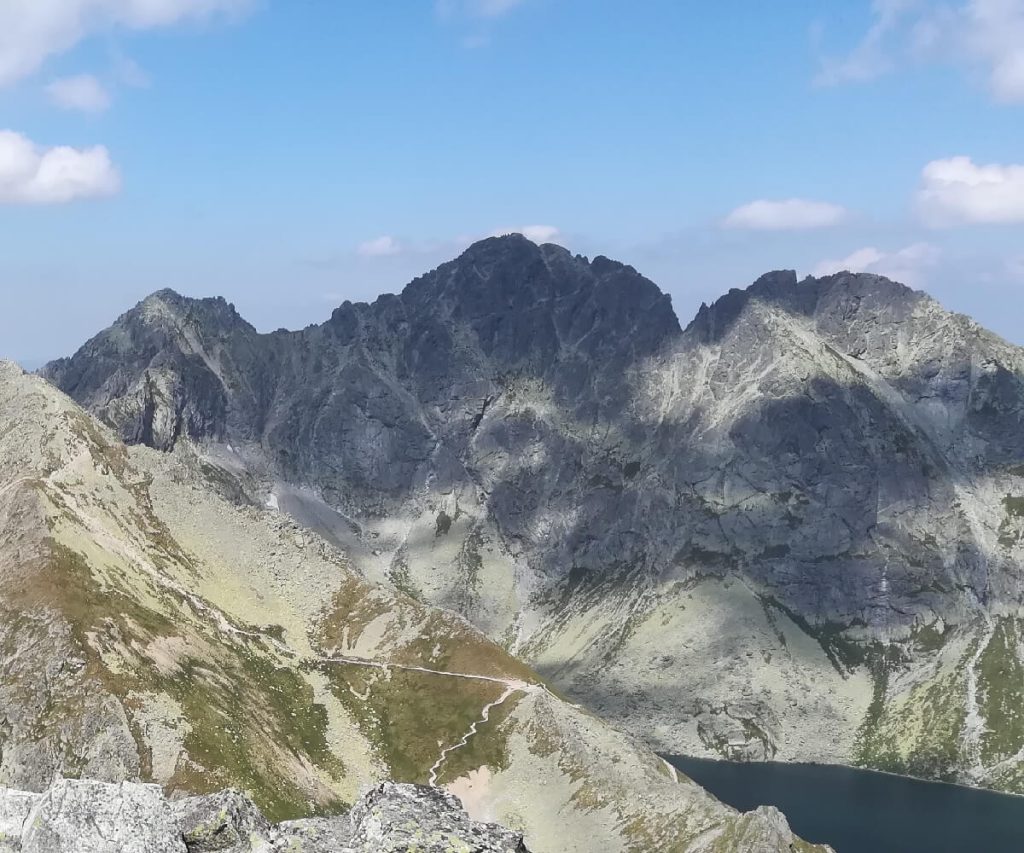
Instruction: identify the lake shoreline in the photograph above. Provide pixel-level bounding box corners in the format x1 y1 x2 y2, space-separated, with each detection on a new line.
662 754 1024 801
664 753 1024 853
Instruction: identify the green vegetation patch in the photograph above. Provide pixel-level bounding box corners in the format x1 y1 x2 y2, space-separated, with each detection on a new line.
855 642 967 782
978 619 1024 766
25 540 345 821
998 496 1024 548
320 662 516 785
317 577 537 683
169 649 346 822
1003 496 1024 518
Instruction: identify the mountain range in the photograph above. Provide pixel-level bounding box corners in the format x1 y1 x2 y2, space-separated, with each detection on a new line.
15 231 1024 848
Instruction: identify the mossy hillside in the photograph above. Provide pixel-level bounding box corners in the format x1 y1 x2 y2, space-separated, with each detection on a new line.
320 661 516 785
855 642 967 782
17 539 347 822
977 618 1024 766
317 576 537 683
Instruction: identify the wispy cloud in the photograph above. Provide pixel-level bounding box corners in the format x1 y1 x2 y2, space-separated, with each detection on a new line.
436 0 529 48
0 0 254 89
111 52 151 89
491 224 561 243
45 74 112 113
723 199 848 230
917 156 1024 225
815 0 917 86
357 235 404 257
812 242 940 286
0 130 120 204
815 0 1024 103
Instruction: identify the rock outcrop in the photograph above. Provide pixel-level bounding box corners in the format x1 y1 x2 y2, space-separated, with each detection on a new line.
0 779 528 852
42 235 1024 792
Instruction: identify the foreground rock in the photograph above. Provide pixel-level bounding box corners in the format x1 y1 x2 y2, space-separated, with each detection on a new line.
0 779 528 852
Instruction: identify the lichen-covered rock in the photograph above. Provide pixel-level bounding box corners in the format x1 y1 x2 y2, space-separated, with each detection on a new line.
0 781 528 853
172 789 272 852
18 780 184 853
0 790 36 853
335 783 527 852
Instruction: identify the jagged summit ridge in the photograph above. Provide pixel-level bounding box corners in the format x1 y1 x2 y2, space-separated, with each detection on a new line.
684 268 932 343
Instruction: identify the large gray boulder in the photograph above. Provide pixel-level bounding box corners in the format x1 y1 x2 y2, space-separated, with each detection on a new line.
18 780 183 853
322 783 527 852
0 780 529 853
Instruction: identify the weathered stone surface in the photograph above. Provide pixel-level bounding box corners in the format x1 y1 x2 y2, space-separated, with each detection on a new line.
0 781 528 853
172 789 272 852
278 783 527 852
18 780 183 853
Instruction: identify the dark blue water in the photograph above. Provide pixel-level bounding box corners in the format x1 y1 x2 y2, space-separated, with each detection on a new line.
666 756 1024 853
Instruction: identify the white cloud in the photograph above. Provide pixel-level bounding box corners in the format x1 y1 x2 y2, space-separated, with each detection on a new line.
45 74 111 113
357 235 403 257
917 156 1024 225
0 130 120 204
490 225 561 243
813 247 886 277
812 242 940 286
0 0 253 88
723 199 848 231
962 0 1024 102
816 0 1024 102
474 0 528 15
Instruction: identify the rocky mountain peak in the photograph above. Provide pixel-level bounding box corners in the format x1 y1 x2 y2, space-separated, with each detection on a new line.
134 287 253 336
684 270 798 343
398 235 680 373
684 268 934 345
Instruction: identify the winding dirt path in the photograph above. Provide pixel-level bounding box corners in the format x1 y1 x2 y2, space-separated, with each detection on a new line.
428 685 518 786
318 653 552 786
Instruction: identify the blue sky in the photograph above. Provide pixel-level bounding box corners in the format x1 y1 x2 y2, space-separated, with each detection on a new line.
1 0 1023 364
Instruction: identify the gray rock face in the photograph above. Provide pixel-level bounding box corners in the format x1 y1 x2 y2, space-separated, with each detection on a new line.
0 780 529 853
47 241 1024 626
43 235 1024 789
44 237 678 513
19 781 182 853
